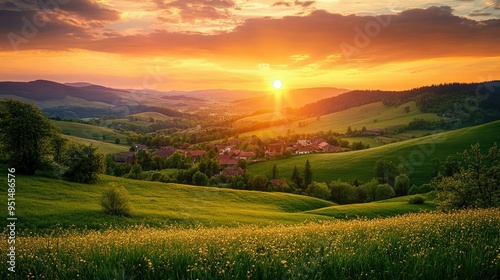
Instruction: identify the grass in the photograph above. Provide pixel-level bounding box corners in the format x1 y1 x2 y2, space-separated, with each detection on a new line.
239 101 440 138
63 135 129 154
2 208 499 279
53 120 129 144
0 171 334 232
307 194 436 219
129 112 172 121
247 120 500 186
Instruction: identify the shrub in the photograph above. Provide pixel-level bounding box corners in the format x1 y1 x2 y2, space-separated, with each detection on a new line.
306 182 331 200
408 195 425 204
192 171 209 186
100 184 132 216
375 183 395 201
329 181 358 204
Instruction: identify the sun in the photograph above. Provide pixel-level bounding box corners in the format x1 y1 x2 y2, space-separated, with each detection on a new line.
273 80 283 90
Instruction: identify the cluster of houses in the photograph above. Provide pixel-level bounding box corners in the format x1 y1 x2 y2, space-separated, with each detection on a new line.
266 138 342 157
113 138 344 170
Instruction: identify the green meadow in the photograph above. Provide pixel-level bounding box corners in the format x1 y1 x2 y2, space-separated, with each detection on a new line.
53 120 129 144
239 101 440 138
247 120 500 186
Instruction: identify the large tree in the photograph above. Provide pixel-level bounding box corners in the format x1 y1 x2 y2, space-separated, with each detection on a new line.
433 143 500 210
0 99 58 174
304 160 313 187
63 143 104 183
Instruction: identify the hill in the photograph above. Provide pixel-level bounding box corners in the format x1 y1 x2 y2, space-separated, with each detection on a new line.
294 81 500 119
247 120 500 186
0 170 335 231
238 101 440 139
53 120 129 144
63 135 130 154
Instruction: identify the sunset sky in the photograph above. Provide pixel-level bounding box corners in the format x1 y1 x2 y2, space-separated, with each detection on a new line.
1 0 500 91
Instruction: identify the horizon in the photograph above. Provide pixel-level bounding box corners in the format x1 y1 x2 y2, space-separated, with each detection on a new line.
1 1 500 91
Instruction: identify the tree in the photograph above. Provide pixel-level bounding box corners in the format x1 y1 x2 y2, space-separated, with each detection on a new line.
374 160 398 187
329 181 357 204
192 171 208 186
128 163 143 179
304 160 313 187
306 182 331 200
100 183 132 216
115 138 121 144
433 143 500 210
51 135 68 164
0 99 59 174
394 174 411 196
291 165 303 190
271 163 279 179
375 183 396 201
251 175 268 191
63 143 104 183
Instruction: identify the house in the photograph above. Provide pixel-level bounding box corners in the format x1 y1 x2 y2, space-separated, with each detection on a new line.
219 158 239 166
131 144 147 152
186 150 206 162
297 139 310 146
228 139 239 147
153 147 177 159
321 144 342 152
270 178 284 186
268 143 285 154
114 152 136 164
296 146 316 155
235 151 256 160
222 167 244 176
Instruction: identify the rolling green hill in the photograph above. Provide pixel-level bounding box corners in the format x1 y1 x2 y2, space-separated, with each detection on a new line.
247 120 500 186
63 135 130 154
307 194 436 219
53 120 129 144
0 171 334 232
129 111 172 121
239 101 440 138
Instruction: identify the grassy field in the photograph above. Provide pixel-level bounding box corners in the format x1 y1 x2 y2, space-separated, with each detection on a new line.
239 101 440 138
63 135 130 154
53 120 129 144
129 111 172 121
2 209 498 279
247 120 500 186
0 171 335 232
307 194 436 219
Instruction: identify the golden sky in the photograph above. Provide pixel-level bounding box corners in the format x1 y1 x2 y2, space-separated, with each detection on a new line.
1 0 500 91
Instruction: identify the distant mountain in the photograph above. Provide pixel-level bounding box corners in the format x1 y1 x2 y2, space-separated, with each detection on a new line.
232 87 348 112
64 82 96 87
0 80 129 104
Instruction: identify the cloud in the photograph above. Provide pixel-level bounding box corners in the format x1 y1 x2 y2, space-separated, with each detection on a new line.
154 0 236 23
2 5 500 68
272 1 315 8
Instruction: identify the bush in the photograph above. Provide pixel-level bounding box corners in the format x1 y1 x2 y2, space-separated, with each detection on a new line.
329 181 358 204
408 195 425 204
375 183 395 201
192 171 209 186
100 184 132 216
306 182 331 200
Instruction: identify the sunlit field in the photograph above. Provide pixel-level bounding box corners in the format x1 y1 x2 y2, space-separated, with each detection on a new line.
3 209 499 279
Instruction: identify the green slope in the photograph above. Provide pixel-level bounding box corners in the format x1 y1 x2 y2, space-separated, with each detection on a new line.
53 120 129 144
129 111 172 121
0 172 334 232
63 135 129 154
307 194 436 219
239 101 440 138
247 121 500 186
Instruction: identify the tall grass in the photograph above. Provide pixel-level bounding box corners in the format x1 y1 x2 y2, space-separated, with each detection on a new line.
2 209 499 279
